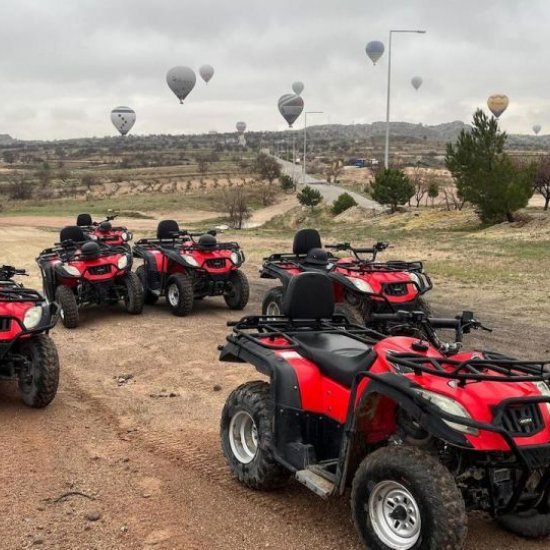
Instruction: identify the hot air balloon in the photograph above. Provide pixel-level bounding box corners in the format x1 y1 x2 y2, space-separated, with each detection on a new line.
236 121 246 134
292 81 304 96
111 106 136 136
278 94 304 128
533 124 542 135
199 64 214 84
365 41 385 65
487 94 509 119
411 76 423 91
166 66 196 104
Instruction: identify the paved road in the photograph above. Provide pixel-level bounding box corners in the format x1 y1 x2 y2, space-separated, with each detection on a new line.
277 157 385 211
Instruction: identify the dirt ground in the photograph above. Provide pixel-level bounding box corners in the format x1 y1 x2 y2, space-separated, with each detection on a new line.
0 222 549 550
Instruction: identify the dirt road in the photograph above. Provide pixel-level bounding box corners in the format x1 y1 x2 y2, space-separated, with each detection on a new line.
0 226 548 549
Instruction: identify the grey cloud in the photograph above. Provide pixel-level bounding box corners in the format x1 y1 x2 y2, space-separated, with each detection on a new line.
0 0 548 139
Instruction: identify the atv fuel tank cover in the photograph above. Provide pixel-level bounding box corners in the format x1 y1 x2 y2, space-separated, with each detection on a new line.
198 233 217 249
80 241 101 259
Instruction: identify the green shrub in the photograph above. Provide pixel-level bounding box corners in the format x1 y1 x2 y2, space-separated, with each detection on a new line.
331 192 357 215
297 185 322 209
371 169 414 212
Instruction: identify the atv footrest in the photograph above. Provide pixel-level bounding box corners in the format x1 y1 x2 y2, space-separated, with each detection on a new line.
296 468 335 499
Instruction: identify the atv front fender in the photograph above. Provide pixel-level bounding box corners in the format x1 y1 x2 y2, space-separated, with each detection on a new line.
352 372 471 449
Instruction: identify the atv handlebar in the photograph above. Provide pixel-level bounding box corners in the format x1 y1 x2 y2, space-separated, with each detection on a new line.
370 310 492 353
0 265 28 279
326 241 389 260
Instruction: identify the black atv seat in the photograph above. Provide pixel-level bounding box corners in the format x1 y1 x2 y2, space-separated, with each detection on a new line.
157 219 180 240
281 272 374 387
60 225 86 244
76 213 92 226
293 332 375 388
293 228 322 255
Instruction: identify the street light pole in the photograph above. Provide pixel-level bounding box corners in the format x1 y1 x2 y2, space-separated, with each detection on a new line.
384 29 426 169
303 111 324 186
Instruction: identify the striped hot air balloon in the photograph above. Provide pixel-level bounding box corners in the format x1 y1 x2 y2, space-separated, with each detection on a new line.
278 94 304 127
487 94 509 118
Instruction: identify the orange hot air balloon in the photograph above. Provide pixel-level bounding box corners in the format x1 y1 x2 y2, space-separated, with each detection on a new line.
487 94 509 118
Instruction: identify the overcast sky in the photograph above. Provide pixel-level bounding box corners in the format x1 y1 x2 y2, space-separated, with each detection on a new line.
1 0 548 140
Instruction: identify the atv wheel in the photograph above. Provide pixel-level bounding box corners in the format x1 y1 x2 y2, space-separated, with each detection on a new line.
56 285 79 329
166 273 194 316
352 445 467 550
224 270 250 310
135 265 159 305
221 381 290 490
123 271 144 314
261 286 284 317
335 302 364 325
17 335 60 408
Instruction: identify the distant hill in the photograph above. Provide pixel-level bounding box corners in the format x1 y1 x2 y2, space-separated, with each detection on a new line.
0 134 14 145
304 121 470 143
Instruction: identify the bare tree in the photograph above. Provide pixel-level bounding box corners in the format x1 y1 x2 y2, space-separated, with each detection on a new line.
533 155 550 210
7 173 33 200
324 159 344 183
224 187 251 229
410 166 428 207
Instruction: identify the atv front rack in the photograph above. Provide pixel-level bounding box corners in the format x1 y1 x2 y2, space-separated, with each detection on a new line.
387 352 550 385
0 286 44 303
38 241 129 263
135 238 242 253
335 260 425 274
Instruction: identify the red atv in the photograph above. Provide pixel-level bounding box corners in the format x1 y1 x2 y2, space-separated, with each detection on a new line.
261 228 432 325
37 225 143 329
221 272 550 549
76 212 133 250
133 220 249 316
0 265 60 407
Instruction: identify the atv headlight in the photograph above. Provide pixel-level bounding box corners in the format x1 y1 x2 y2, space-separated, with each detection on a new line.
24 306 43 329
230 252 241 266
409 272 422 290
117 256 128 269
89 234 98 241
416 389 478 436
182 254 200 267
63 264 81 277
534 382 550 415
121 231 129 242
346 277 373 293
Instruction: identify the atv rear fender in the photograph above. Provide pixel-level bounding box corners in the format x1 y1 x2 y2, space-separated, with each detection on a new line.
259 264 294 286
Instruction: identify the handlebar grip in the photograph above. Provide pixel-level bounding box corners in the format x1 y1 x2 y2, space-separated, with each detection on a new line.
429 318 461 329
353 248 375 254
370 313 403 322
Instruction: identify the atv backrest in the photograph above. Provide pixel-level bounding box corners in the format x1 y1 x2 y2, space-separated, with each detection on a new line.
293 228 322 255
157 219 180 239
60 225 86 243
282 272 334 319
76 213 92 226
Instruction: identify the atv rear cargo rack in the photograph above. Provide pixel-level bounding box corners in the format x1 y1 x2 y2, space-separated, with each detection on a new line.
225 315 382 350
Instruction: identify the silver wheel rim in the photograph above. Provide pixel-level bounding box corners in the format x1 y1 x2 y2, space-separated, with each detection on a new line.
368 480 421 550
229 411 258 464
265 301 281 317
167 283 179 307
